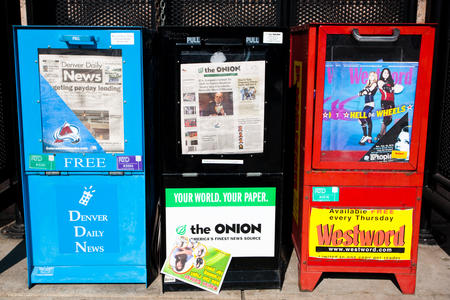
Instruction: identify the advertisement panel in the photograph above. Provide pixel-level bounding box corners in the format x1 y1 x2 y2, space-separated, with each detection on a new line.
180 61 266 155
56 183 119 254
322 61 418 162
39 49 124 153
165 187 276 257
309 207 413 260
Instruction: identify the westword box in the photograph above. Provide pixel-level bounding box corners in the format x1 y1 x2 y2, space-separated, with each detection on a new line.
290 24 435 294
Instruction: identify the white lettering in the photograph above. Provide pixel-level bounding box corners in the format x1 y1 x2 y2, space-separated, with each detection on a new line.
64 158 73 168
74 225 86 237
69 210 80 221
74 158 83 167
75 241 86 253
74 242 104 253
86 158 95 167
97 158 106 168
64 158 107 168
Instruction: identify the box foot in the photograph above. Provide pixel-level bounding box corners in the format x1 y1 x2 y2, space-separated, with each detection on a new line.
298 263 322 291
394 273 416 294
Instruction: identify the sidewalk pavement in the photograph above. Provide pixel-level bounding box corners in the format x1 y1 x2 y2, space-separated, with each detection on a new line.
1 221 449 300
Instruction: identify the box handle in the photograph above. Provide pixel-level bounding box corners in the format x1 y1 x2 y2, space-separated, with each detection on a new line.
60 35 98 47
352 28 400 42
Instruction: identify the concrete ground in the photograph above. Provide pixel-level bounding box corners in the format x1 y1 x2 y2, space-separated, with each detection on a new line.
1 208 449 299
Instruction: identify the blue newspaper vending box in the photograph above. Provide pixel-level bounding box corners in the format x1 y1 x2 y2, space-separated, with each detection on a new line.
14 26 147 285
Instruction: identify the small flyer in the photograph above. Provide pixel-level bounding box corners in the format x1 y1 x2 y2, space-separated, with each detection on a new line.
161 236 232 294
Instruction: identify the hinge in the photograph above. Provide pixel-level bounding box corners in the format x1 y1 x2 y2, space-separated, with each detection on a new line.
45 171 60 176
246 172 262 177
182 173 198 177
108 171 124 176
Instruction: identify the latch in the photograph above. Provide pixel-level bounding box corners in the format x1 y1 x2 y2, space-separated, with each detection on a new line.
186 36 201 45
246 37 260 45
60 35 98 48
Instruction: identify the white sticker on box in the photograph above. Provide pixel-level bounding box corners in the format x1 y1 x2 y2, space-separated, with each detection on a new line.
111 33 135 45
263 32 283 44
202 159 244 165
35 266 54 276
164 275 176 283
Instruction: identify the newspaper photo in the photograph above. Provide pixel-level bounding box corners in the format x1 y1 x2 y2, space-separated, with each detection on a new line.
39 49 124 153
180 61 266 155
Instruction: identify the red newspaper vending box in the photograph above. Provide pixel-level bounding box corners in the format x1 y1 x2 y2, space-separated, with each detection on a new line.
290 24 435 294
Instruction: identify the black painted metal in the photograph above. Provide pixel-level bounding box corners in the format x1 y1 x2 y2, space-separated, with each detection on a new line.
0 0 21 211
27 0 154 28
163 0 286 27
291 0 417 26
56 0 154 28
26 0 418 29
423 0 450 225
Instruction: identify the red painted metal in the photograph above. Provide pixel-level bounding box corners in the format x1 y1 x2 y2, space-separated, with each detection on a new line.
291 24 435 295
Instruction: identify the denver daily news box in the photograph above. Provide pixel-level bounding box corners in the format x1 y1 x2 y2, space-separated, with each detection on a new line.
14 27 148 285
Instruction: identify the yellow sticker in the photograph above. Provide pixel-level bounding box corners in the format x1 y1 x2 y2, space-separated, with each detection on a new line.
309 208 413 260
392 150 408 159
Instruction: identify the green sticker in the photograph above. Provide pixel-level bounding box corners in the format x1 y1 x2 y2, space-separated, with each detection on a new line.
29 154 55 170
312 187 339 202
165 187 276 207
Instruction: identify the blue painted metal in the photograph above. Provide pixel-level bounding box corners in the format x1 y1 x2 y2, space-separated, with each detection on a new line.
13 26 147 285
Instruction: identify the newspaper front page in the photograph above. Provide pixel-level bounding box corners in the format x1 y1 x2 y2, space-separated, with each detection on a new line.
39 49 124 153
180 61 265 155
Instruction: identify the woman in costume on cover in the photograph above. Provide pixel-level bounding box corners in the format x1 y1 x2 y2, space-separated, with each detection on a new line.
357 71 378 145
377 68 395 140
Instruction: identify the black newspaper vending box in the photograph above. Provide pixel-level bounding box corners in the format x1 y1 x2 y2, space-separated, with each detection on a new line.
157 27 293 291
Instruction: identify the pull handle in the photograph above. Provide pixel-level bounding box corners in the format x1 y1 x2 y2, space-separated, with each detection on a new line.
60 35 98 47
352 28 400 42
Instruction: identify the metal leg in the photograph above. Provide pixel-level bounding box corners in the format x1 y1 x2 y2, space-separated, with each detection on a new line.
298 263 322 291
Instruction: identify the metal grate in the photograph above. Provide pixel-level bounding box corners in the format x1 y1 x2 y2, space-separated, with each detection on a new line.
437 44 450 178
293 0 412 26
0 80 8 171
55 0 153 28
163 0 282 27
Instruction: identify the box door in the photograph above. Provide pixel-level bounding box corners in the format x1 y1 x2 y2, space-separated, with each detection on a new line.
311 25 435 170
15 28 144 173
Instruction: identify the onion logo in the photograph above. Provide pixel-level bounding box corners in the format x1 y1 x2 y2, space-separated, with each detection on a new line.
176 225 187 235
54 122 80 144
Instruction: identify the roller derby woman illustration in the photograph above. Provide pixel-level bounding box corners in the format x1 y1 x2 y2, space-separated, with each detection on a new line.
358 71 378 145
377 68 397 140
